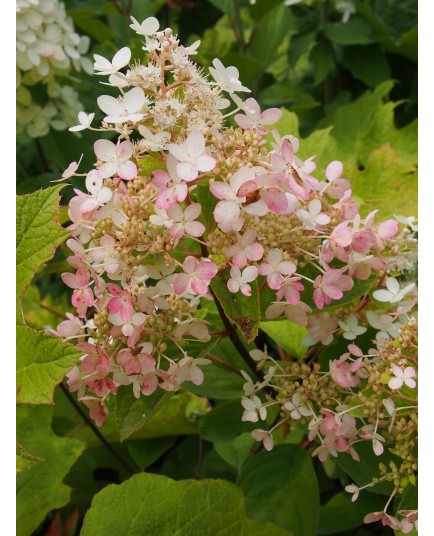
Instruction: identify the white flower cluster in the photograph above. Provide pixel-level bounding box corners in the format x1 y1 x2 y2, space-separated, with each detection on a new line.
16 0 92 138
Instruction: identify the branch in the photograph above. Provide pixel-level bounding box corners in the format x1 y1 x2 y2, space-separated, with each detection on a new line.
59 382 135 475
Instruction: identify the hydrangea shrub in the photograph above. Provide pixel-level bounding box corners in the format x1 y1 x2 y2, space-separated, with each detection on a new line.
54 17 418 532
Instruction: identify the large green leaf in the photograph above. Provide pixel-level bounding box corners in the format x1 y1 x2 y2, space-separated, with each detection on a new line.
336 442 395 495
237 445 320 536
199 400 257 442
214 433 254 471
345 144 417 218
16 187 79 404
341 45 391 87
259 320 308 359
16 405 84 536
115 387 173 442
16 324 81 405
80 473 291 536
250 4 293 68
16 443 43 474
211 273 260 343
16 186 68 311
318 491 385 535
324 16 378 46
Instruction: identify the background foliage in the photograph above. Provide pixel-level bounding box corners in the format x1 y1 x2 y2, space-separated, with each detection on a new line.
16 0 417 534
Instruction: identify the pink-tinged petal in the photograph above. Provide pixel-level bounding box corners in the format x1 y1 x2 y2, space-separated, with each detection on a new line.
183 256 198 274
244 98 261 115
267 272 283 290
196 261 218 280
118 160 137 181
404 378 416 389
173 273 190 295
281 140 294 163
308 198 322 216
313 288 325 309
243 266 259 282
388 377 403 390
262 190 288 212
184 203 202 221
232 251 248 268
94 139 116 161
62 272 79 289
166 203 183 221
185 130 205 158
120 302 133 322
141 373 158 395
240 284 252 296
237 180 257 197
168 223 185 238
83 287 94 307
243 199 269 216
214 200 240 226
210 181 233 200
174 183 188 202
185 221 205 237
177 162 198 181
106 283 122 296
116 140 134 161
279 261 296 276
231 166 256 192
326 161 343 181
260 108 282 125
152 170 170 189
316 213 331 225
267 248 283 265
403 366 416 379
376 219 398 240
75 269 90 287
227 279 240 293
156 188 177 210
191 278 208 295
196 154 216 173
372 439 384 456
234 114 253 129
97 187 113 204
97 162 117 179
288 176 309 200
323 284 343 300
246 242 264 261
80 198 99 213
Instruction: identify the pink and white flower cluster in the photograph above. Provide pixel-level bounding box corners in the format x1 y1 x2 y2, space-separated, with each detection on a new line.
56 19 417 532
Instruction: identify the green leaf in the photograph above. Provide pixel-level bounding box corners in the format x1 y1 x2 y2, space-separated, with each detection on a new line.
318 492 384 535
206 0 236 20
127 437 176 471
324 16 378 45
16 324 81 404
260 83 320 112
199 400 257 442
345 144 417 218
197 183 218 233
16 405 84 536
136 153 164 176
81 473 291 536
336 442 395 495
237 444 320 536
16 186 68 310
288 31 316 65
116 387 173 442
260 320 308 359
214 433 254 471
250 4 293 68
16 443 43 474
186 363 245 399
341 45 391 87
309 44 334 86
211 272 260 343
